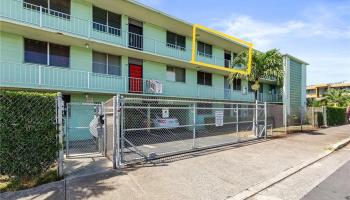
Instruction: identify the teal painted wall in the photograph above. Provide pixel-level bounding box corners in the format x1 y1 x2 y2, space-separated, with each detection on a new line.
71 0 91 21
213 46 225 66
0 32 23 63
70 46 92 72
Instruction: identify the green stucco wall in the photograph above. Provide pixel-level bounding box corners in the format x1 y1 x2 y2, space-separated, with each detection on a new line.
0 32 23 63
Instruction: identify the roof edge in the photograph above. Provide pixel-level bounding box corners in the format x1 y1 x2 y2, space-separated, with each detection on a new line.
283 54 309 65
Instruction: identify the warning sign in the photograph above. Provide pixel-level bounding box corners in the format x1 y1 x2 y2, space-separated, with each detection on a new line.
215 111 224 127
162 108 169 118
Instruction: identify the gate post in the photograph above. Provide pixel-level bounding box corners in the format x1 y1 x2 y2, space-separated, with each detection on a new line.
236 104 239 133
56 92 64 178
112 95 121 169
192 103 196 149
264 102 267 139
254 100 258 137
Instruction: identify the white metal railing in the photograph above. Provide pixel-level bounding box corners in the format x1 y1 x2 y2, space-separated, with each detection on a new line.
0 61 260 101
1 0 192 61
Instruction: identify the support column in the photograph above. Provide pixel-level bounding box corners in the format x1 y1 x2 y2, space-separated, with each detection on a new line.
56 92 64 178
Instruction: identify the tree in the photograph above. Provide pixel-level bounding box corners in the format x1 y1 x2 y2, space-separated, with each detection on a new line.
321 88 350 107
229 49 284 100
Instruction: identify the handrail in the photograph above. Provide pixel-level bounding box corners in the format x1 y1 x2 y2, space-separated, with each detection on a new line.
0 61 259 101
2 0 243 68
2 0 192 61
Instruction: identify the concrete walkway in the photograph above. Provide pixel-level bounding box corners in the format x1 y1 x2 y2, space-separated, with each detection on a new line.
1 125 349 200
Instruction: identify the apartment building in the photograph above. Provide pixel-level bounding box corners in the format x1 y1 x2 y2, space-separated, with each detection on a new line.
307 82 350 99
0 0 307 111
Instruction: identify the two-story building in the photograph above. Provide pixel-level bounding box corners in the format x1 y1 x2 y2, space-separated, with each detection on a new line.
307 82 350 100
0 0 307 115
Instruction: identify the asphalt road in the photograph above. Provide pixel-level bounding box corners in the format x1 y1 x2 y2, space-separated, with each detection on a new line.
301 160 350 200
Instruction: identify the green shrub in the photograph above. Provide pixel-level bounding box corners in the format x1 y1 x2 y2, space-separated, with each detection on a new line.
0 91 59 179
326 106 346 126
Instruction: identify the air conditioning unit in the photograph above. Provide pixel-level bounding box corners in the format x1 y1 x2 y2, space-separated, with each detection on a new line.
146 80 163 94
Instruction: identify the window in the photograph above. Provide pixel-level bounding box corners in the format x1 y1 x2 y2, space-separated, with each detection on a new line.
259 84 264 93
24 39 47 65
93 52 121 75
232 78 241 91
270 85 277 94
197 41 212 57
166 66 186 82
224 51 231 68
197 71 212 86
50 0 70 15
93 6 121 35
24 38 69 67
24 0 71 16
248 81 254 92
49 43 70 67
166 31 186 50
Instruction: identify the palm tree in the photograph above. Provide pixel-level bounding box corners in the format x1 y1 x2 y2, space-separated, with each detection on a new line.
321 89 350 107
229 49 284 101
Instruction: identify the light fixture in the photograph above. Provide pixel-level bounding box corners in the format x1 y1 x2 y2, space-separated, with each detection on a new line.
85 43 89 48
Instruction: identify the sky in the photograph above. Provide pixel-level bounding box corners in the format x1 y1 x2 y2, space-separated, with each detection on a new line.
137 0 350 85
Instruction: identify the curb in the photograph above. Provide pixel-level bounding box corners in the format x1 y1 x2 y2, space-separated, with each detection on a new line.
227 137 350 200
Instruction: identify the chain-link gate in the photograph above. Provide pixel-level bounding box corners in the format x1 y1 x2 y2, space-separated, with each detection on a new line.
65 103 104 157
105 95 269 167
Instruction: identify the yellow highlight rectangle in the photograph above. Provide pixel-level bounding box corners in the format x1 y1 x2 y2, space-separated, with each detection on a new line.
191 24 253 75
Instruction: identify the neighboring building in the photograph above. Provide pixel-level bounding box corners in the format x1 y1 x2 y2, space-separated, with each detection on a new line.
307 82 350 99
283 54 309 116
0 0 307 110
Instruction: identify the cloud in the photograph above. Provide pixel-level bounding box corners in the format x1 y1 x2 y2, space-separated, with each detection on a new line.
212 3 350 50
213 16 306 50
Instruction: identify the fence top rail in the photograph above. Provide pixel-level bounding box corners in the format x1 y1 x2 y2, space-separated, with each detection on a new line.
67 102 101 106
121 97 265 106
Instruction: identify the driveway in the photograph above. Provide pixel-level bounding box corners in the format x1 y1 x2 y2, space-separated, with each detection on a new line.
2 125 350 200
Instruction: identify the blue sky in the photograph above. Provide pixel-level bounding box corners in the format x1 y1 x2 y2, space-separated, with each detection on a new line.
137 0 350 85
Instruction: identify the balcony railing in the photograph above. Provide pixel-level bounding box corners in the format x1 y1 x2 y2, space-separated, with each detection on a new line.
0 62 261 101
1 0 192 61
258 92 283 102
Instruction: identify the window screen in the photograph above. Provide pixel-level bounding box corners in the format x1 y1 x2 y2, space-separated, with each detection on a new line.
197 71 212 86
166 31 186 50
24 0 70 15
166 66 186 82
197 41 212 57
108 12 121 35
24 39 48 65
93 6 107 31
107 55 121 75
92 51 107 74
49 43 69 67
232 78 241 91
50 0 70 15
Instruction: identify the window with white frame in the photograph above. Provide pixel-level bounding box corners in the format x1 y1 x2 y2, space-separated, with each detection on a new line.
24 38 70 68
92 52 121 75
93 6 121 36
24 0 71 17
166 66 186 82
166 31 186 50
197 41 212 57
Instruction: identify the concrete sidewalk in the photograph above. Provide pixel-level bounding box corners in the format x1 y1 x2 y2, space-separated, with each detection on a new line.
2 125 349 200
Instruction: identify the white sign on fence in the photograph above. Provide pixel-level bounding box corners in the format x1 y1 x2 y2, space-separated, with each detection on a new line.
162 108 169 118
215 111 224 127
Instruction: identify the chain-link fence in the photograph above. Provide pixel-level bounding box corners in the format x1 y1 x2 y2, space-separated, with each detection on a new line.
65 102 103 157
0 91 63 180
285 106 323 133
104 95 271 166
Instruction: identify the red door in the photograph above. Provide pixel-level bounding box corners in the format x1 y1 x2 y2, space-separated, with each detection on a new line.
129 64 143 93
